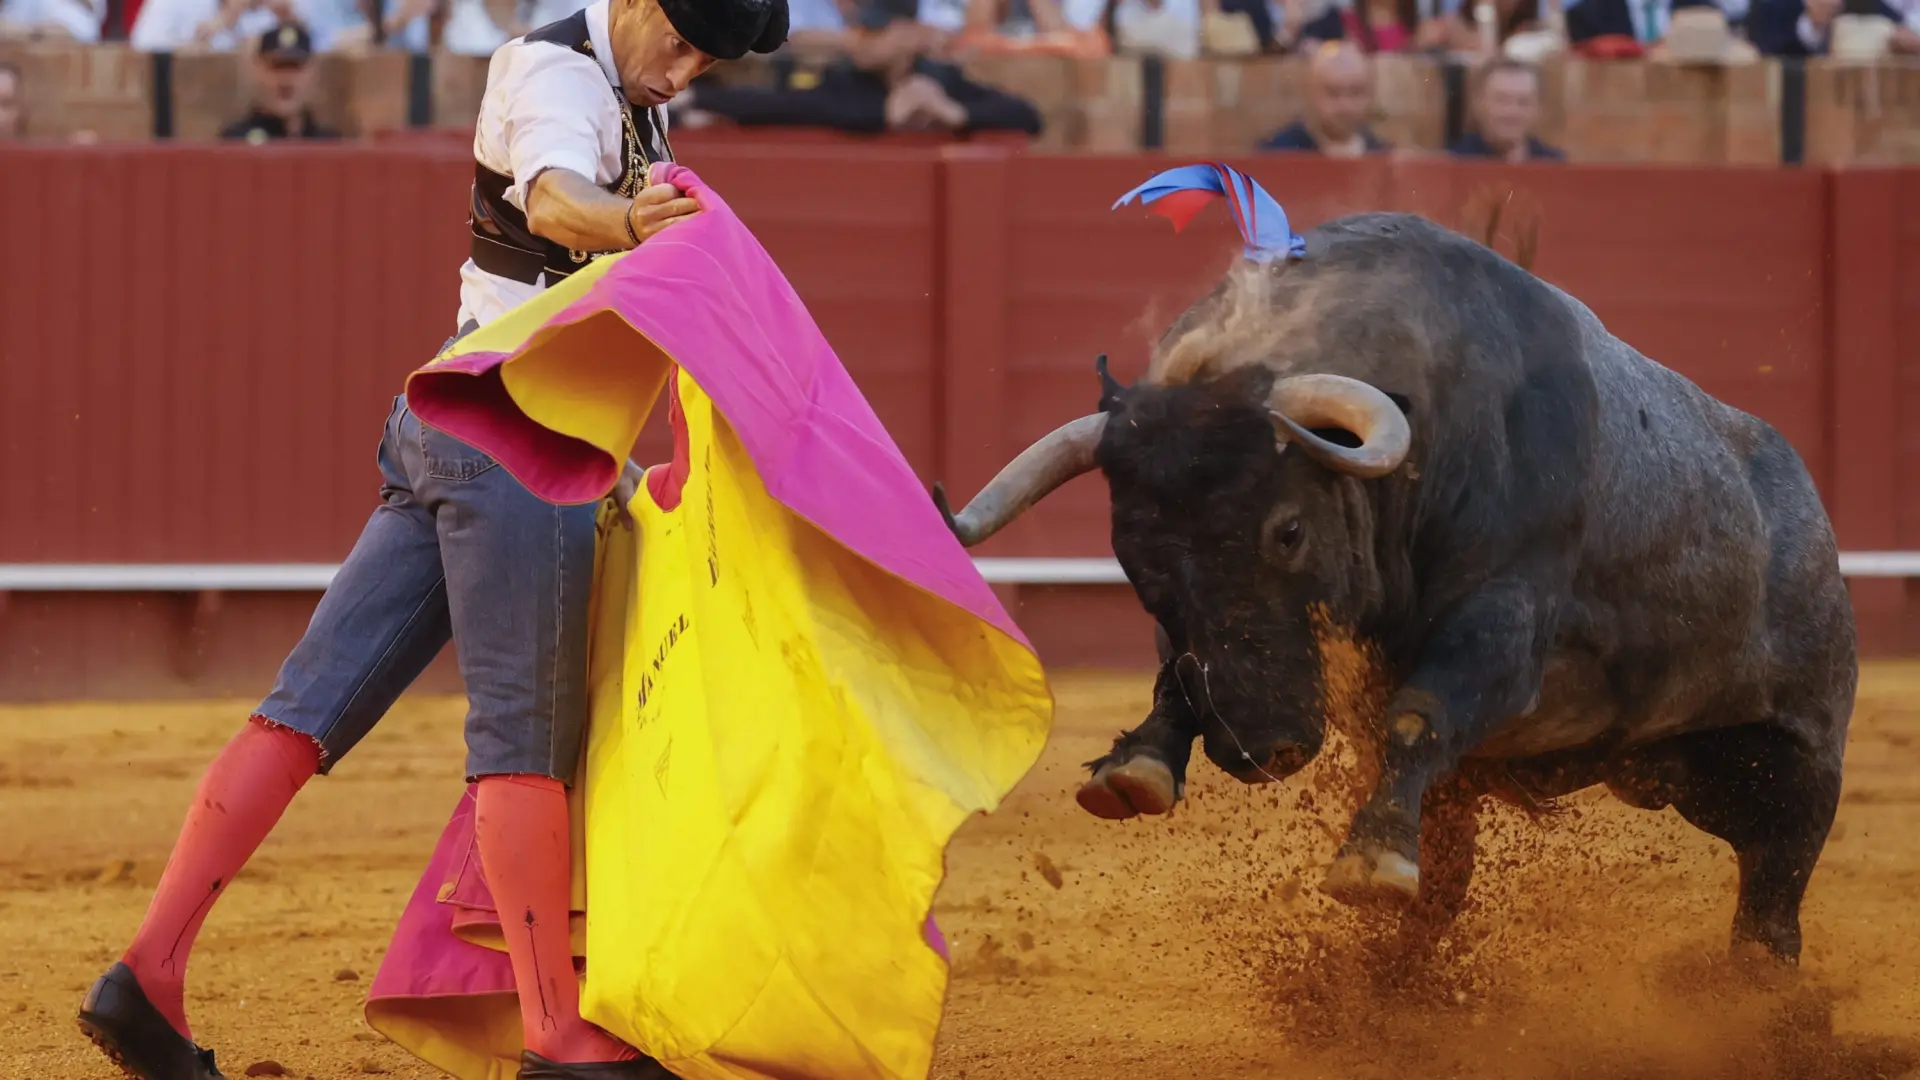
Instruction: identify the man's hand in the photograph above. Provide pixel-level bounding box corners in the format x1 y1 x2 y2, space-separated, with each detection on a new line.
627 184 701 244
1804 0 1841 30
1893 23 1920 50
526 169 693 253
885 73 965 131
608 459 646 526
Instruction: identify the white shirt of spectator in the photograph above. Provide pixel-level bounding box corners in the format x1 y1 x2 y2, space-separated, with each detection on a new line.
456 0 670 331
0 0 105 42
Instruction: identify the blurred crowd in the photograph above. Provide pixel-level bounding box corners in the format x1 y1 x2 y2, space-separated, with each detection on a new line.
0 10 1566 164
2 0 1917 152
4 0 1916 63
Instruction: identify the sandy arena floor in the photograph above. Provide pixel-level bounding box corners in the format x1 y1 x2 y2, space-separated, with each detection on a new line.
4 665 1920 1080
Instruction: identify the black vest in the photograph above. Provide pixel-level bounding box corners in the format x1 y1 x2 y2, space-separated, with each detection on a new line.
468 10 675 287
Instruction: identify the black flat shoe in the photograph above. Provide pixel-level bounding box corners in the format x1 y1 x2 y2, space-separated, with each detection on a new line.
76 963 225 1080
518 1049 679 1079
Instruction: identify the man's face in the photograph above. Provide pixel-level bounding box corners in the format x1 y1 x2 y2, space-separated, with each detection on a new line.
1478 67 1540 150
1307 52 1373 141
255 53 314 118
611 0 719 107
0 70 21 140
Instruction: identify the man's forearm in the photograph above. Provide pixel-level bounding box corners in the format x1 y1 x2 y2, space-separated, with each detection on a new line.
526 168 634 253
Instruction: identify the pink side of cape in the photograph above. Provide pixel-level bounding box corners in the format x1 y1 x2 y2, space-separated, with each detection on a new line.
369 788 518 1003
406 161 1027 650
369 162 966 1027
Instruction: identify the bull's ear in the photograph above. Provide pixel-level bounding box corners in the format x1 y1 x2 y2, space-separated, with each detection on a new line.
1095 353 1128 413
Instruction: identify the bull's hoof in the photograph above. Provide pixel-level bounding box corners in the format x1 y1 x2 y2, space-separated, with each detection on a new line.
1320 847 1421 909
1076 757 1179 820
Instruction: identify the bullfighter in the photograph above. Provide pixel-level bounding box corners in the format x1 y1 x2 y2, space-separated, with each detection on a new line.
76 0 790 1076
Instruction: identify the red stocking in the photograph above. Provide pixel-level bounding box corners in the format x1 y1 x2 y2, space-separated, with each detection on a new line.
474 774 636 1063
122 717 321 1037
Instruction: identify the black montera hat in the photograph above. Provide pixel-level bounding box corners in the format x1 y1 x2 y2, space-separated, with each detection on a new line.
258 21 314 61
657 0 789 60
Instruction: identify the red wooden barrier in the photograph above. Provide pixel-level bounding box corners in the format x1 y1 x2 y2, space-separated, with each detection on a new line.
0 142 1914 698
1827 167 1920 655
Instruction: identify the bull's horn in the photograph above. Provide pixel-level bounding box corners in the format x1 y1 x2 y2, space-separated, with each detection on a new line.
1267 374 1411 479
932 413 1109 547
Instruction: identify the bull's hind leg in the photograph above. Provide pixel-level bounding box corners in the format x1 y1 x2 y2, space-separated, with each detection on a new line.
1660 723 1843 964
1078 632 1199 820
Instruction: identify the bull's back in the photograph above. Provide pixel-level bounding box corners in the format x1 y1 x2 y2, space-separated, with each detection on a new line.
1520 291 1851 754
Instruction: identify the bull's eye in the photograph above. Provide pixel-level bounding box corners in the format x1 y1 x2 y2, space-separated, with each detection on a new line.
1278 520 1303 551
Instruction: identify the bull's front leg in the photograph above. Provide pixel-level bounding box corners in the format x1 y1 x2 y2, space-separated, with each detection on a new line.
1322 578 1553 908
1077 628 1200 820
1382 772 1482 975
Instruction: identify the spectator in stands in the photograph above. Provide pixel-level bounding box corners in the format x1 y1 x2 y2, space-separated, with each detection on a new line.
128 0 227 49
1561 0 1747 51
220 21 340 140
435 0 509 53
507 0 588 33
1102 0 1202 58
0 60 20 140
674 0 1043 136
1260 40 1390 155
132 0 431 52
0 0 104 40
1449 57 1564 160
1748 0 1920 54
1428 0 1544 56
956 0 1108 55
132 0 329 50
1340 0 1453 49
362 0 446 49
1216 0 1317 51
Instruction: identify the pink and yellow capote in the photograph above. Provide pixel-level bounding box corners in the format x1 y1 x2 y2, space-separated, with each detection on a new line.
361 162 1053 1080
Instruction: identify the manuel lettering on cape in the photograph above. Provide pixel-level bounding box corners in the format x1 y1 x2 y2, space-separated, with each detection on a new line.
360 161 1053 1080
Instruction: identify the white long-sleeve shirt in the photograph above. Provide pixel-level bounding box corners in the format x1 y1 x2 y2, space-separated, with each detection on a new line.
455 0 670 330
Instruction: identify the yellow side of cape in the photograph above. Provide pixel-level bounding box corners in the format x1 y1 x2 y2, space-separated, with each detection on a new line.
579 370 1050 1079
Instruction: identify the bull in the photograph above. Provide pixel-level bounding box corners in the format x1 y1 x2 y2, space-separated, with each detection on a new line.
932 192 1856 964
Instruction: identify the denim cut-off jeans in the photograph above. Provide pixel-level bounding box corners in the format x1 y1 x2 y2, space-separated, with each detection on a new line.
255 392 599 783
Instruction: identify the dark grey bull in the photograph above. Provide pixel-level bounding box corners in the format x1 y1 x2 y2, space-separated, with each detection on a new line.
932 212 1856 963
